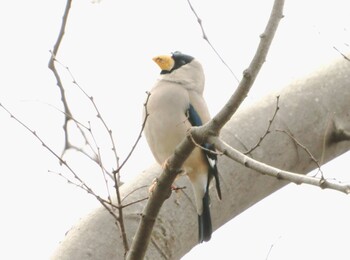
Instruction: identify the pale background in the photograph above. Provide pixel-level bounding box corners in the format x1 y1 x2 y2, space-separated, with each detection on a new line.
0 0 350 259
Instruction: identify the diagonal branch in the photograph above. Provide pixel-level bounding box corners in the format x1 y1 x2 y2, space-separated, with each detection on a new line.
245 95 280 154
48 0 73 152
113 92 151 175
276 129 324 177
126 135 195 260
209 0 285 135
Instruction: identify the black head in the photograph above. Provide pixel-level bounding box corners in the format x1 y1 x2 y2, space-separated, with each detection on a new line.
160 51 194 74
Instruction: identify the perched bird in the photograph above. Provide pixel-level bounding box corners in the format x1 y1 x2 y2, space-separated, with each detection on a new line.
143 51 221 243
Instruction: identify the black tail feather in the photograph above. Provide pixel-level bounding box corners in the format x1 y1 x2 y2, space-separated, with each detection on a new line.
198 189 212 243
210 164 222 200
203 143 222 201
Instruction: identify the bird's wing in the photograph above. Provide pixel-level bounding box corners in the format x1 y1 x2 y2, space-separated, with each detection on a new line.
187 99 222 200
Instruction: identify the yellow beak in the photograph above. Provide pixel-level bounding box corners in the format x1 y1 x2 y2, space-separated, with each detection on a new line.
152 55 175 71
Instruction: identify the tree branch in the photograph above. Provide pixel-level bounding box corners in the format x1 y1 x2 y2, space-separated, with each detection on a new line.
48 0 73 152
126 137 195 260
245 95 280 154
211 136 350 194
209 0 285 134
276 129 324 177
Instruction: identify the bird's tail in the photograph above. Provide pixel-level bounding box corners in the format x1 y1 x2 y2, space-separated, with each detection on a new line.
198 188 212 243
210 163 222 200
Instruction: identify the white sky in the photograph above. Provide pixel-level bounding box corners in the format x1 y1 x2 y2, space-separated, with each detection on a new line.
0 0 350 259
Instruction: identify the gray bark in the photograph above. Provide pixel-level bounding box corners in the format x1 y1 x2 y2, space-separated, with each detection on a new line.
51 56 350 259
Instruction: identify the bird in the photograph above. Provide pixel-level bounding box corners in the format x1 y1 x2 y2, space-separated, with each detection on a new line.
143 51 221 243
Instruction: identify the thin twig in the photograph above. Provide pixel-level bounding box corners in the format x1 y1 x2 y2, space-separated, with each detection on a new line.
333 46 350 62
109 92 153 253
114 92 151 175
265 236 281 260
186 0 240 82
276 129 324 178
245 95 280 154
68 69 119 162
121 185 149 203
49 169 120 208
121 197 149 209
87 121 114 203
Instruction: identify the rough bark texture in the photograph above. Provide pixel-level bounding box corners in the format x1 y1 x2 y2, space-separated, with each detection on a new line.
52 56 350 259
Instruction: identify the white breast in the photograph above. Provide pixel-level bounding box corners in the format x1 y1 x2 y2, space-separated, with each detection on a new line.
144 81 191 164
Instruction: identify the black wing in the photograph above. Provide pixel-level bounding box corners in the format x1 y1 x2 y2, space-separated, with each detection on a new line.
187 104 222 200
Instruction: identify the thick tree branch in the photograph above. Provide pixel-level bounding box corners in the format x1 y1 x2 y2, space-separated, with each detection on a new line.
126 138 195 260
51 54 350 260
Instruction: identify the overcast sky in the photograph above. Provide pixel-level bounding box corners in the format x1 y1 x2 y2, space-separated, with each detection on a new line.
1 0 350 259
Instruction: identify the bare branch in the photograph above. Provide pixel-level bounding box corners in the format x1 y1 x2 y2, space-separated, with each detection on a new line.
211 136 350 194
120 197 149 209
48 0 73 153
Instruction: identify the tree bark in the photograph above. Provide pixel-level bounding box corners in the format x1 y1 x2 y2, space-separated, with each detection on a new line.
51 55 350 259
